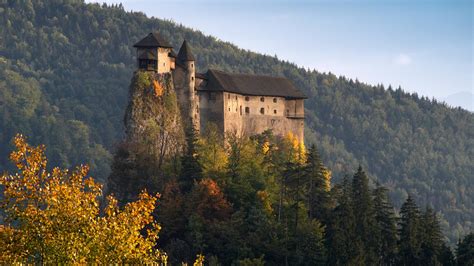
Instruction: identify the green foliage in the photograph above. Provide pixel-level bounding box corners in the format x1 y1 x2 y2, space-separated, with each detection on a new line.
456 233 474 266
398 196 423 265
0 0 472 244
373 185 398 265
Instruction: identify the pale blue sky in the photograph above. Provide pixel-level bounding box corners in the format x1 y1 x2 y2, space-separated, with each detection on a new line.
88 0 473 109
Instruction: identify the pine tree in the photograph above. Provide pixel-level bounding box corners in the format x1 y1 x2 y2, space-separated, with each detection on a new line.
327 176 364 265
438 243 455 266
398 195 422 265
420 206 444 265
351 166 379 265
179 126 202 192
373 185 398 265
456 233 474 266
303 144 332 223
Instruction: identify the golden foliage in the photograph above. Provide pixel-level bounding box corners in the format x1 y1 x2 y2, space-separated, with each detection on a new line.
284 132 306 164
193 254 205 266
322 168 332 192
197 124 228 176
153 79 163 97
0 134 166 264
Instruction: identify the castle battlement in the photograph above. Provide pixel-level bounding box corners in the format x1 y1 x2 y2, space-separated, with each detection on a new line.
134 32 306 141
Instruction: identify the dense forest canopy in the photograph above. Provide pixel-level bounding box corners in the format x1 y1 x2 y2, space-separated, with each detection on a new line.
0 0 472 244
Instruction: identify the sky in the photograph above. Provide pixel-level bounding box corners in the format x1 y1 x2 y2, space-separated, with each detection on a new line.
87 0 473 110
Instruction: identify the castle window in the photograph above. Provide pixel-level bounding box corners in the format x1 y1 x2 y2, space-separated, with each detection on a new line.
191 63 194 68
260 97 265 102
235 96 237 100
245 96 249 101
228 94 230 99
245 107 250 114
274 110 277 114
229 107 231 112
240 106 242 115
273 98 277 103
260 108 265 114
191 76 194 81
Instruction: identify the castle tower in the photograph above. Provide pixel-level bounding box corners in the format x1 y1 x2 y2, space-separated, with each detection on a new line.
133 32 175 73
176 40 199 131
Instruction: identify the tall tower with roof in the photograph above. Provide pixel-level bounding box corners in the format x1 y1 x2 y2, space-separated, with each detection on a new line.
133 32 176 73
176 40 199 131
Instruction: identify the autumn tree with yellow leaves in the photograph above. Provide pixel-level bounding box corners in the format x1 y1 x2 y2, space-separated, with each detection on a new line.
0 134 166 264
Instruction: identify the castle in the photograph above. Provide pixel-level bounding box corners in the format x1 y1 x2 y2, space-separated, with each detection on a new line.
134 32 306 141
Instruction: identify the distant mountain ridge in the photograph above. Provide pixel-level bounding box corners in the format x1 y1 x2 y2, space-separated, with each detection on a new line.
0 0 472 243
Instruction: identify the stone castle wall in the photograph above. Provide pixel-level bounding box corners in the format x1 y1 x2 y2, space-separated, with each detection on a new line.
196 88 304 141
170 53 304 141
157 47 172 73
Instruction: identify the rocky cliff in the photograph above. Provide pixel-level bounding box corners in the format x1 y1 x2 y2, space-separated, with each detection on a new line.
107 71 185 202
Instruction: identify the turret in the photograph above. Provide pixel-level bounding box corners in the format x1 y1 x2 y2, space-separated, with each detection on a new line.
133 32 174 73
177 40 199 131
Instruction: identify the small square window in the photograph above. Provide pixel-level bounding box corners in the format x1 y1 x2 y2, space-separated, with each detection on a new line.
245 107 250 114
260 97 265 102
245 96 250 101
273 98 277 103
260 108 265 114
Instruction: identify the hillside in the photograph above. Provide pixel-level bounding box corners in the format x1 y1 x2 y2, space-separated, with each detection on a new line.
0 0 472 243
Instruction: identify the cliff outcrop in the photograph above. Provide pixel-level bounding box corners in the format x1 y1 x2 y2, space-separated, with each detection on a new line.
108 71 185 202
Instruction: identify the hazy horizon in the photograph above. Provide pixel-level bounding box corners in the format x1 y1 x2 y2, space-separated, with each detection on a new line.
86 0 473 111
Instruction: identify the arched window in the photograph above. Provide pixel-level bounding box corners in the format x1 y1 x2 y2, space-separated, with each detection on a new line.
274 110 277 114
260 108 265 114
273 98 277 103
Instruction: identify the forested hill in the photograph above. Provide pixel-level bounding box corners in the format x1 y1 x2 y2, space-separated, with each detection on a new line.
0 0 472 242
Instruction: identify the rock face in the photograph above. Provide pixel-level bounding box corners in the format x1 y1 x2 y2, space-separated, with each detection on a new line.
108 71 185 202
124 71 185 161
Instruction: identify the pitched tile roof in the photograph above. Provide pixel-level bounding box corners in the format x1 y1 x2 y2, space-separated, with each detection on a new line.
133 32 173 48
201 69 307 99
177 40 195 62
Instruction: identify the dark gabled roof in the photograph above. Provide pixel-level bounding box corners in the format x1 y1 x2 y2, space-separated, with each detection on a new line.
201 69 307 99
133 32 173 48
168 50 177 58
196 72 208 80
138 50 157 60
177 40 195 62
